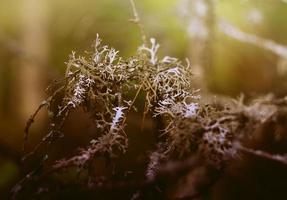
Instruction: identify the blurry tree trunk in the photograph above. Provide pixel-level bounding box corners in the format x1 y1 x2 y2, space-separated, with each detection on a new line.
188 0 215 92
0 63 3 118
17 0 50 122
0 58 11 118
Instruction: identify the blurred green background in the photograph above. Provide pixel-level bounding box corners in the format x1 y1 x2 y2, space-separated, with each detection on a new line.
0 0 287 197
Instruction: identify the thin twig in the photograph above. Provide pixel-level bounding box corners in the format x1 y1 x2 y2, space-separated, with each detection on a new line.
22 100 49 155
22 107 70 162
239 145 287 165
129 84 143 113
122 83 143 125
129 0 147 45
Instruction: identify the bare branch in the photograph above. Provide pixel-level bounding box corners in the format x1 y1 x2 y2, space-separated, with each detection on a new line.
219 20 287 59
239 145 287 165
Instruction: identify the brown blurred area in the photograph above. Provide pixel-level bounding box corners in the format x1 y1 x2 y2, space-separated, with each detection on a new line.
1 0 287 199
